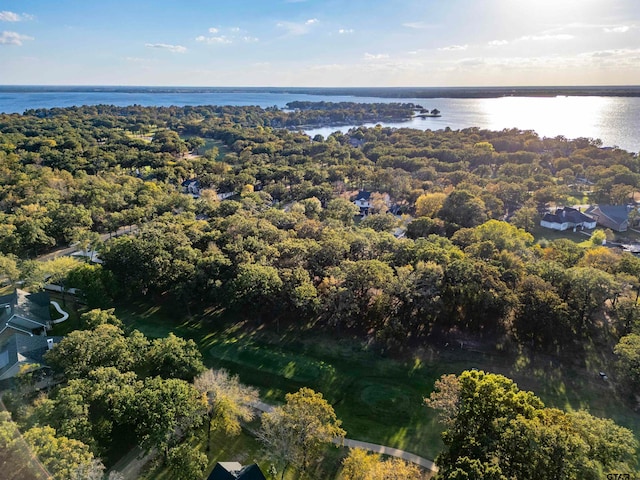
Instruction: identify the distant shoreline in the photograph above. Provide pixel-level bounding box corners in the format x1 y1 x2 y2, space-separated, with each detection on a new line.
1 85 639 99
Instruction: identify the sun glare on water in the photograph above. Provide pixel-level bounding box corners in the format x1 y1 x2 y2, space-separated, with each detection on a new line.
478 95 611 141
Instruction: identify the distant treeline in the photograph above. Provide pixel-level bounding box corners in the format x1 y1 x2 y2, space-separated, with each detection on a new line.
3 85 640 98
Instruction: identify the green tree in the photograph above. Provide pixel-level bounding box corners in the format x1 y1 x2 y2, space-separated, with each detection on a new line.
565 267 617 330
426 371 639 479
23 426 99 480
258 387 345 479
0 253 20 285
359 213 397 232
66 264 115 308
591 229 607 246
324 197 359 226
166 443 208 480
79 308 123 330
231 262 283 318
473 220 534 254
510 206 540 233
45 324 139 378
147 333 205 381
406 216 445 239
425 371 543 478
514 276 571 350
438 190 488 229
614 333 640 392
415 192 447 218
341 448 422 480
133 377 207 456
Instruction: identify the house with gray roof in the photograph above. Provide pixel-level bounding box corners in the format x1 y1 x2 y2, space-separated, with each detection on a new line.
585 205 632 232
540 207 596 231
0 333 60 381
0 289 52 338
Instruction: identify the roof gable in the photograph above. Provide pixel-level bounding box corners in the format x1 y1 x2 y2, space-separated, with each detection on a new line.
0 290 51 336
0 334 60 380
237 464 267 480
207 463 267 480
208 464 237 480
591 205 630 223
542 207 594 225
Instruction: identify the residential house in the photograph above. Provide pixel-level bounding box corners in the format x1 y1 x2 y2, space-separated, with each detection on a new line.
0 290 52 339
181 178 200 196
585 205 631 232
0 334 60 381
207 462 267 480
217 191 236 201
539 207 596 231
70 249 103 264
353 191 372 216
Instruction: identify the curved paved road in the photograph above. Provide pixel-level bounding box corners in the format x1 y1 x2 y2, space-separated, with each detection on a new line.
251 401 438 472
36 225 138 262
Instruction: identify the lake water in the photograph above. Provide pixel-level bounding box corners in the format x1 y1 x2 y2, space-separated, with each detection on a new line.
0 89 638 153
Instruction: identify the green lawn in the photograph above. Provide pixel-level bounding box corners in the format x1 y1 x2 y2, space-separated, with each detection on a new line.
531 224 593 244
114 301 640 464
180 136 230 159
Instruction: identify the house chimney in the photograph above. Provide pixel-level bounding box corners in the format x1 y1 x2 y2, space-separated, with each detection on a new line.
46 338 54 350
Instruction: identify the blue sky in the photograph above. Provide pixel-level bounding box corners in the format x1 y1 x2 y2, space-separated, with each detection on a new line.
1 0 639 86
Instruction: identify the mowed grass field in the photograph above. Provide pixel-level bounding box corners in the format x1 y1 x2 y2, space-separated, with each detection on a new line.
115 301 640 462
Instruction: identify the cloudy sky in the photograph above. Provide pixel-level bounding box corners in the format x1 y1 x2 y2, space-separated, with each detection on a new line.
1 0 639 86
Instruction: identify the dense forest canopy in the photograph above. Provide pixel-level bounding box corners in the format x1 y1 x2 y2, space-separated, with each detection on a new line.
2 104 640 347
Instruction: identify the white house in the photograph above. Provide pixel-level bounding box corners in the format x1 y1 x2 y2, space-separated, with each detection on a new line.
353 191 372 215
540 207 596 231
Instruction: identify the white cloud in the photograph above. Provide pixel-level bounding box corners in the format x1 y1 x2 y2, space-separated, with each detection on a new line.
488 40 508 47
0 31 33 46
519 34 574 41
338 29 354 34
196 27 258 45
439 44 468 51
277 19 319 36
604 25 630 33
196 35 232 44
144 43 187 53
582 48 640 59
364 53 389 60
0 11 33 22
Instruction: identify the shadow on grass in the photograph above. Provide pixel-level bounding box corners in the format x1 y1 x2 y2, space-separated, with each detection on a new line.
115 300 640 463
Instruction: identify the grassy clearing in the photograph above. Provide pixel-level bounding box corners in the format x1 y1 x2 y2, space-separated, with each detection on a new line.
114 301 640 465
180 136 230 159
47 292 82 336
531 224 593 245
125 127 158 143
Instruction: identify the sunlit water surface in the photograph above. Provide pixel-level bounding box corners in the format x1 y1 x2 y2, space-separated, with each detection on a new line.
0 91 637 153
